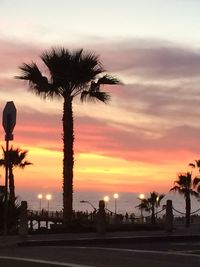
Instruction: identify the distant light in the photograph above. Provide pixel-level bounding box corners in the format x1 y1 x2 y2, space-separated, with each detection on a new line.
38 194 43 199
46 194 52 201
139 193 145 200
113 193 119 199
104 196 109 202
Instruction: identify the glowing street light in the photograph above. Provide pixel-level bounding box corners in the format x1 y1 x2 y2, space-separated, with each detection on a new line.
113 193 119 214
139 193 145 219
104 196 109 209
156 196 160 219
139 193 145 200
46 194 52 212
38 194 43 210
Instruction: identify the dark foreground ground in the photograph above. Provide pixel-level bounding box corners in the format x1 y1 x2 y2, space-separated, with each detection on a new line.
1 226 200 267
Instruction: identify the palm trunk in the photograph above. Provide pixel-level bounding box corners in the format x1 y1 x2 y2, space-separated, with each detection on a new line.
185 191 191 228
8 167 15 204
62 96 74 223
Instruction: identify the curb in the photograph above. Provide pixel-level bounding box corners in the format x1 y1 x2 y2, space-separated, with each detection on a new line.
18 234 200 247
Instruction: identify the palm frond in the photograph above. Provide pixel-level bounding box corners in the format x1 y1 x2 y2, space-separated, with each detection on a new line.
0 146 32 168
197 185 200 193
190 190 199 197
16 63 52 97
195 160 200 168
136 201 150 212
19 161 32 169
188 163 195 168
193 177 200 186
80 90 110 103
170 185 184 194
0 159 5 166
97 75 121 85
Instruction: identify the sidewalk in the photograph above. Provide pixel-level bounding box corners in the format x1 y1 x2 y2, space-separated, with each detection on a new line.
1 224 200 248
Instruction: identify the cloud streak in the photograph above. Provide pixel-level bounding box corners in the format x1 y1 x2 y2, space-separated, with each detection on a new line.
1 37 200 170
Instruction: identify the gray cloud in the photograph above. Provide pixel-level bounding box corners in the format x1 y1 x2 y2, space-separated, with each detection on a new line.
1 38 200 165
97 40 200 80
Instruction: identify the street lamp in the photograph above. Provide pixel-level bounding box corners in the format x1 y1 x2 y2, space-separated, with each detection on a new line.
104 196 109 209
38 194 43 211
139 193 145 200
113 193 119 214
46 194 52 212
139 193 145 220
156 196 159 219
80 200 96 211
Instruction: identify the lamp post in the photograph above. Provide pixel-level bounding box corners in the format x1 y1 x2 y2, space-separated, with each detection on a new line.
104 196 109 209
113 193 119 214
38 194 43 211
156 196 159 220
139 193 145 221
46 194 52 213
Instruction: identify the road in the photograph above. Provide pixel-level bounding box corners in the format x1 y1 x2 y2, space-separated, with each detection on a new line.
1 240 200 266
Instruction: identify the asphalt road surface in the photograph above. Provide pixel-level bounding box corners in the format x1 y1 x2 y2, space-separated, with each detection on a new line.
1 241 200 267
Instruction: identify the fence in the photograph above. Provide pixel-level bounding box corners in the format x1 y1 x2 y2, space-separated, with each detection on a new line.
26 201 200 230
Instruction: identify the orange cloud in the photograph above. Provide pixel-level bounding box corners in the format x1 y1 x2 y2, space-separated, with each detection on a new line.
1 38 200 194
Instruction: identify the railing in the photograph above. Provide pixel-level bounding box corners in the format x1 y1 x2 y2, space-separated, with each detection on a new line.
28 210 63 221
27 205 200 228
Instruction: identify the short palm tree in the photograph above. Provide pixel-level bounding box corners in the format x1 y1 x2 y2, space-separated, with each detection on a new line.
136 192 165 224
0 146 32 204
17 47 120 222
170 172 198 228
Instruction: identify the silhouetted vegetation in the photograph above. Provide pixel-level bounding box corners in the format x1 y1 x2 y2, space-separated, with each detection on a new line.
189 160 200 193
0 196 20 234
0 146 32 204
17 47 121 223
136 192 165 224
170 172 199 228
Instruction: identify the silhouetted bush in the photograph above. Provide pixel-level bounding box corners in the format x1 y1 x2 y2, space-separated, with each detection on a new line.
0 197 20 234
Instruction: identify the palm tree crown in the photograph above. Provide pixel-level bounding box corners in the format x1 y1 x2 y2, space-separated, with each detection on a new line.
17 48 119 102
17 47 121 222
170 172 198 227
136 192 165 224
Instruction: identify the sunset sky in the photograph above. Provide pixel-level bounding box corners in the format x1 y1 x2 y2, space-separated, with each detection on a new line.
1 0 200 196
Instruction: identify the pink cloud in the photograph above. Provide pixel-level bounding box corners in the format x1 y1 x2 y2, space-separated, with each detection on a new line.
1 38 200 167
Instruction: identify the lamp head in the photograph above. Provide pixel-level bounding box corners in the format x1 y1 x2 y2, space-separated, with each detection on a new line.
46 194 52 201
38 194 43 199
139 193 145 200
104 196 109 202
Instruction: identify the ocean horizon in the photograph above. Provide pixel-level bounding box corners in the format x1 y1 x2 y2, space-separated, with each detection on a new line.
16 190 200 218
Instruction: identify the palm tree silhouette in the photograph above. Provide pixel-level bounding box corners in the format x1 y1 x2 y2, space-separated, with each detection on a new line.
136 192 165 224
17 47 120 222
0 146 32 204
170 172 198 228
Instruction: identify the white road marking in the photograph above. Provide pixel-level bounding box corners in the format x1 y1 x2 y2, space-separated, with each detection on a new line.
50 245 200 258
0 256 94 267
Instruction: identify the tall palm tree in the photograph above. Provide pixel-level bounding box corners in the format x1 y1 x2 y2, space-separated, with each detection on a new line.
17 47 120 222
136 192 165 224
170 172 198 228
0 146 32 204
